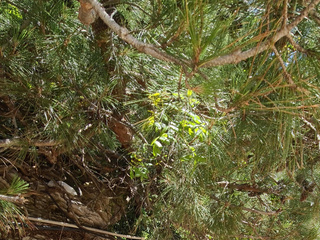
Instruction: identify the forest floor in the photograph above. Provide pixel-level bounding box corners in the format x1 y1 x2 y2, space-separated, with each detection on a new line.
5 226 111 240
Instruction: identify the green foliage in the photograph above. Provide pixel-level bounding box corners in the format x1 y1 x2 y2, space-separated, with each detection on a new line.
1 176 29 196
1 0 320 239
0 176 29 236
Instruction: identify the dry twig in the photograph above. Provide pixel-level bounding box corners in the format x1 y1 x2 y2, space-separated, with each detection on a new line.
27 217 145 240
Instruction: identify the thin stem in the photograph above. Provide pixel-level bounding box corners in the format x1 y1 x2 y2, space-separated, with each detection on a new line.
272 45 295 86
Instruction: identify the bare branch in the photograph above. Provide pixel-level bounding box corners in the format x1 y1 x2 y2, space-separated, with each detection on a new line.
242 206 281 216
0 194 27 204
283 0 289 27
0 138 61 148
286 34 308 53
232 234 271 240
272 45 295 86
88 0 190 68
287 0 320 30
217 181 280 194
310 10 320 25
211 194 281 216
197 0 320 68
27 217 145 240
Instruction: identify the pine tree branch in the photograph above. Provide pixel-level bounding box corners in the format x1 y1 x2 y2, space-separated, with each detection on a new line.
88 0 190 69
242 207 281 216
310 10 320 25
301 0 320 25
199 0 320 68
271 45 295 86
232 234 271 239
211 194 281 216
217 181 280 194
287 0 320 30
286 34 308 53
88 0 319 70
0 138 62 164
283 0 289 27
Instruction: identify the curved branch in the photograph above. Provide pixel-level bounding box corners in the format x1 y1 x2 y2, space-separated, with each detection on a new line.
287 0 320 29
89 0 190 68
200 0 320 68
88 0 319 70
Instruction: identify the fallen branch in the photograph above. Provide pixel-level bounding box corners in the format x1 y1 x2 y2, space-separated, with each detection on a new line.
27 217 145 240
0 194 27 204
0 138 61 148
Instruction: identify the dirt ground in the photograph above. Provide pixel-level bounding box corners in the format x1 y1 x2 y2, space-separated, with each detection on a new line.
3 226 112 240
